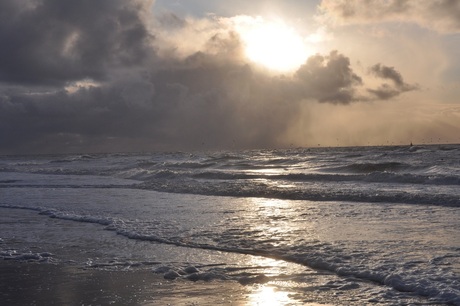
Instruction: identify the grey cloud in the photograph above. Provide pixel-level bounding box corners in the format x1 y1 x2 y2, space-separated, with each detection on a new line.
1 50 361 153
367 84 402 100
319 0 460 33
0 0 153 86
296 51 362 104
370 64 406 87
1 48 387 153
367 64 418 100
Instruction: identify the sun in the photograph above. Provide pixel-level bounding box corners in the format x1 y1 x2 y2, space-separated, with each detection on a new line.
236 18 311 72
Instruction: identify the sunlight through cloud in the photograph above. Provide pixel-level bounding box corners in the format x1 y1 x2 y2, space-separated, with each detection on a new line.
232 16 313 72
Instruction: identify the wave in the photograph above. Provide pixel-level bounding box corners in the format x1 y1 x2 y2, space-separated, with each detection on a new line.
48 154 98 163
1 145 459 209
138 179 460 207
1 204 458 305
190 170 460 186
1 171 458 207
167 161 216 169
324 162 411 173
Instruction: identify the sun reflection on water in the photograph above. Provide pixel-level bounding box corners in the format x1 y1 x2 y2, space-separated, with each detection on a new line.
246 198 306 247
240 199 328 305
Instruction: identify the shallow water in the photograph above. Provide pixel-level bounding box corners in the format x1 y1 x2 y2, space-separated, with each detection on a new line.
1 145 459 305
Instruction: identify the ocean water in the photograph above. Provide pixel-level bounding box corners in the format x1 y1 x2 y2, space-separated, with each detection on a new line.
1 145 459 305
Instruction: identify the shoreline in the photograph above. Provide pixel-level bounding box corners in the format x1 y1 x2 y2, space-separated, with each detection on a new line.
1 196 454 305
0 261 335 306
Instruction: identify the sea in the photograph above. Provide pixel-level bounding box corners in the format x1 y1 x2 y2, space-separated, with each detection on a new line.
1 144 459 305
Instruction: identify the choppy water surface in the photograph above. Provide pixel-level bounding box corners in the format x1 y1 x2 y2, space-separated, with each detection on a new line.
1 145 459 305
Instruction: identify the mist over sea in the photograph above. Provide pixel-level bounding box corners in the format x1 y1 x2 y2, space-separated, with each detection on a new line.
1 144 459 305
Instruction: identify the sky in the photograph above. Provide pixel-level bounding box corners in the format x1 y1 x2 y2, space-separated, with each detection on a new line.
1 0 459 154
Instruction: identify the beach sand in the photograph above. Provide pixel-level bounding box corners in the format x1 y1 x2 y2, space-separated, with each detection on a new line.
0 261 335 306
0 261 250 305
0 260 338 306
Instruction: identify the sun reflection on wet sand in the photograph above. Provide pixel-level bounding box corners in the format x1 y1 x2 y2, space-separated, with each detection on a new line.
247 283 333 306
248 285 291 305
243 255 331 306
242 255 291 305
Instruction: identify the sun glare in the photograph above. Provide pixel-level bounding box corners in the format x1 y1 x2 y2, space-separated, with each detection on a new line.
237 18 310 72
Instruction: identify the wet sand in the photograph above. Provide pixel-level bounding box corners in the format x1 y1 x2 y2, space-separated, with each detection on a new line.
0 260 342 306
0 261 255 305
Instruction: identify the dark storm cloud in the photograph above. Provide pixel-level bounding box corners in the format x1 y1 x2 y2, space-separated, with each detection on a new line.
0 0 153 86
0 50 298 152
367 64 418 100
0 2 418 154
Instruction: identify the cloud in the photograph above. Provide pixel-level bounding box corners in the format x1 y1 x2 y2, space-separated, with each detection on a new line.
296 51 363 104
318 0 460 34
0 2 419 154
0 0 154 86
367 64 418 100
